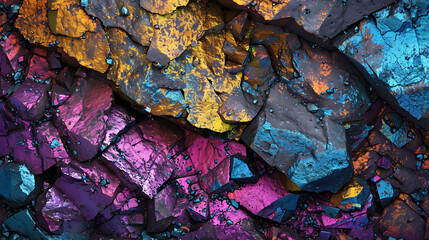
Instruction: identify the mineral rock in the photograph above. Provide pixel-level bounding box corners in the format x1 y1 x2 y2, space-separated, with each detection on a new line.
0 162 36 207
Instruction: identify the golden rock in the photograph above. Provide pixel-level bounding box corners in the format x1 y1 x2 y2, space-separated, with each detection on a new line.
147 1 206 66
106 27 186 117
140 0 190 15
83 0 154 47
47 0 96 38
16 0 110 73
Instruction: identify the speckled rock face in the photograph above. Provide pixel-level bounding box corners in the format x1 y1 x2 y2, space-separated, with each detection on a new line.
334 0 429 127
0 0 429 239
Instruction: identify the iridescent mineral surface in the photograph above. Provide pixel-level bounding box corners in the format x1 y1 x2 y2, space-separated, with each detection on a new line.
0 0 428 239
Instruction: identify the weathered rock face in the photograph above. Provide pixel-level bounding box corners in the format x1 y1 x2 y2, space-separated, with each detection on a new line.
3 0 429 239
217 0 395 39
0 163 36 208
242 82 353 192
15 0 110 73
333 0 429 127
54 77 113 161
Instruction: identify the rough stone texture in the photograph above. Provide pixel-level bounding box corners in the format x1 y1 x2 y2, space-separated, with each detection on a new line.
140 0 190 15
218 0 394 39
15 0 110 72
5 209 49 240
105 28 186 117
291 40 371 122
242 82 352 193
102 122 178 198
227 172 297 222
47 0 97 38
83 0 153 47
378 199 425 240
147 1 207 66
330 177 370 211
0 163 36 208
54 77 113 161
35 121 70 170
334 1 429 127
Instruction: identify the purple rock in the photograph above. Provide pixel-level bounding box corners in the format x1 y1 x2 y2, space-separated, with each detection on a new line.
9 79 50 122
101 104 135 151
54 163 120 221
55 67 75 90
377 156 392 169
228 172 297 222
102 123 176 198
0 48 12 77
35 121 70 170
50 84 70 107
100 188 140 220
7 127 42 174
99 212 145 239
0 102 25 135
54 77 113 161
199 155 238 194
35 185 89 234
147 184 177 233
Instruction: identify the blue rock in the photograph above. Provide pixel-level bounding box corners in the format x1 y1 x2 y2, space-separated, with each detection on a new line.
375 180 398 208
4 209 48 240
334 1 429 128
0 163 36 207
242 82 353 193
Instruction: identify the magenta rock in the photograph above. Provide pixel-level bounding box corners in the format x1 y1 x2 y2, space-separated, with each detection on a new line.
208 199 261 239
172 197 192 227
0 30 27 72
187 190 210 222
199 155 239 194
137 118 184 152
35 121 70 170
101 105 135 151
35 185 88 234
102 124 177 198
50 85 70 107
55 77 113 161
321 194 373 229
100 188 140 220
9 79 50 122
181 199 262 239
71 160 122 201
173 135 246 179
227 172 289 220
25 55 56 84
176 175 199 195
147 184 177 233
